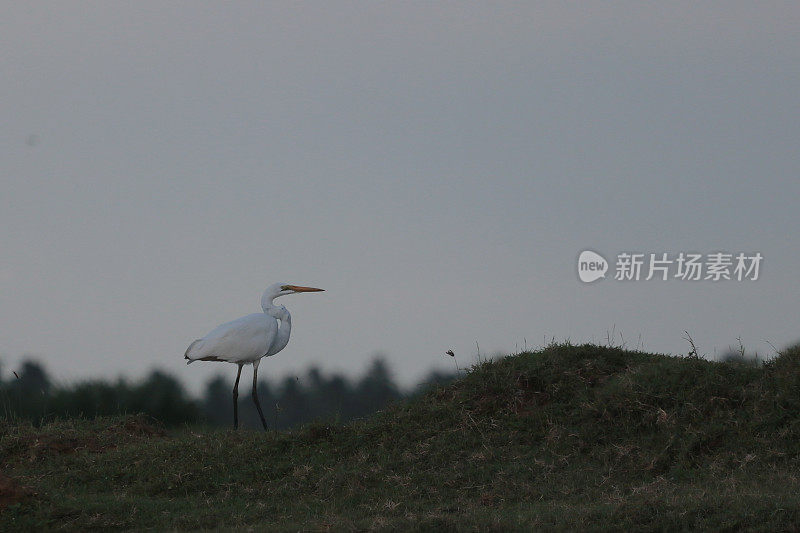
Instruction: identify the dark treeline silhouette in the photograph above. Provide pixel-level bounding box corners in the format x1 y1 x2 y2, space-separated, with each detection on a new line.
0 357 457 429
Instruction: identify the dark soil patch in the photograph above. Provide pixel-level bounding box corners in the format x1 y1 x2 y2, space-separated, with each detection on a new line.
0 472 32 509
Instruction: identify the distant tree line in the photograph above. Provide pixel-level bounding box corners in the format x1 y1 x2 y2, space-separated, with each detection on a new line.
0 357 456 429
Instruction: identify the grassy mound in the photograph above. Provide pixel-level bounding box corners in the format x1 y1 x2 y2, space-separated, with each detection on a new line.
3 343 800 530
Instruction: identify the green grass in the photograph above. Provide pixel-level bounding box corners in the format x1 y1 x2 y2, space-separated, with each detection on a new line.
3 343 800 531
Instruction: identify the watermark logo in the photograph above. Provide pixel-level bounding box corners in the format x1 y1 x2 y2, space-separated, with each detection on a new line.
578 251 763 283
578 250 609 283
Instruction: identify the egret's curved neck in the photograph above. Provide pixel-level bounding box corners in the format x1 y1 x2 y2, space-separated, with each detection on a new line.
261 289 281 313
265 305 292 356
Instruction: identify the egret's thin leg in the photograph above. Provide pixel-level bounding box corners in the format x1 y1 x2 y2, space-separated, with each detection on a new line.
252 360 268 431
233 363 243 429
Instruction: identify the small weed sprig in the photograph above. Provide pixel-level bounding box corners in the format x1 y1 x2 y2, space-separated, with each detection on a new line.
445 350 460 374
683 330 701 359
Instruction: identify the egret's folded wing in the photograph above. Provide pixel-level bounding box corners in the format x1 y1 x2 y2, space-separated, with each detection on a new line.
185 313 277 364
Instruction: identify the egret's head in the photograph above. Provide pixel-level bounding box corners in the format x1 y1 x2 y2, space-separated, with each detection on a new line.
262 282 324 310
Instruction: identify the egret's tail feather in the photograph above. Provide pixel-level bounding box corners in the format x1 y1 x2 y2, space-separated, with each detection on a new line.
184 339 203 363
185 339 226 364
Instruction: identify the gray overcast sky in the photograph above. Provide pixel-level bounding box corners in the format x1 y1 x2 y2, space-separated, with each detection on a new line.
1 2 798 393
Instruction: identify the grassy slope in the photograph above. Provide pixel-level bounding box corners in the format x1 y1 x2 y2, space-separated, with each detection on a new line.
3 343 800 531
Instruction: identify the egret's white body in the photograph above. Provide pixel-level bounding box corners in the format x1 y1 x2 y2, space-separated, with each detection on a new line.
184 282 323 429
185 313 279 364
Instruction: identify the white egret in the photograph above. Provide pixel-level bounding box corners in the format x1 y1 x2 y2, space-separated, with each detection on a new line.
185 283 324 429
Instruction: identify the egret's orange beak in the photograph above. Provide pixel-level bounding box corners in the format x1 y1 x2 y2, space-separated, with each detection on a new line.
283 284 324 293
